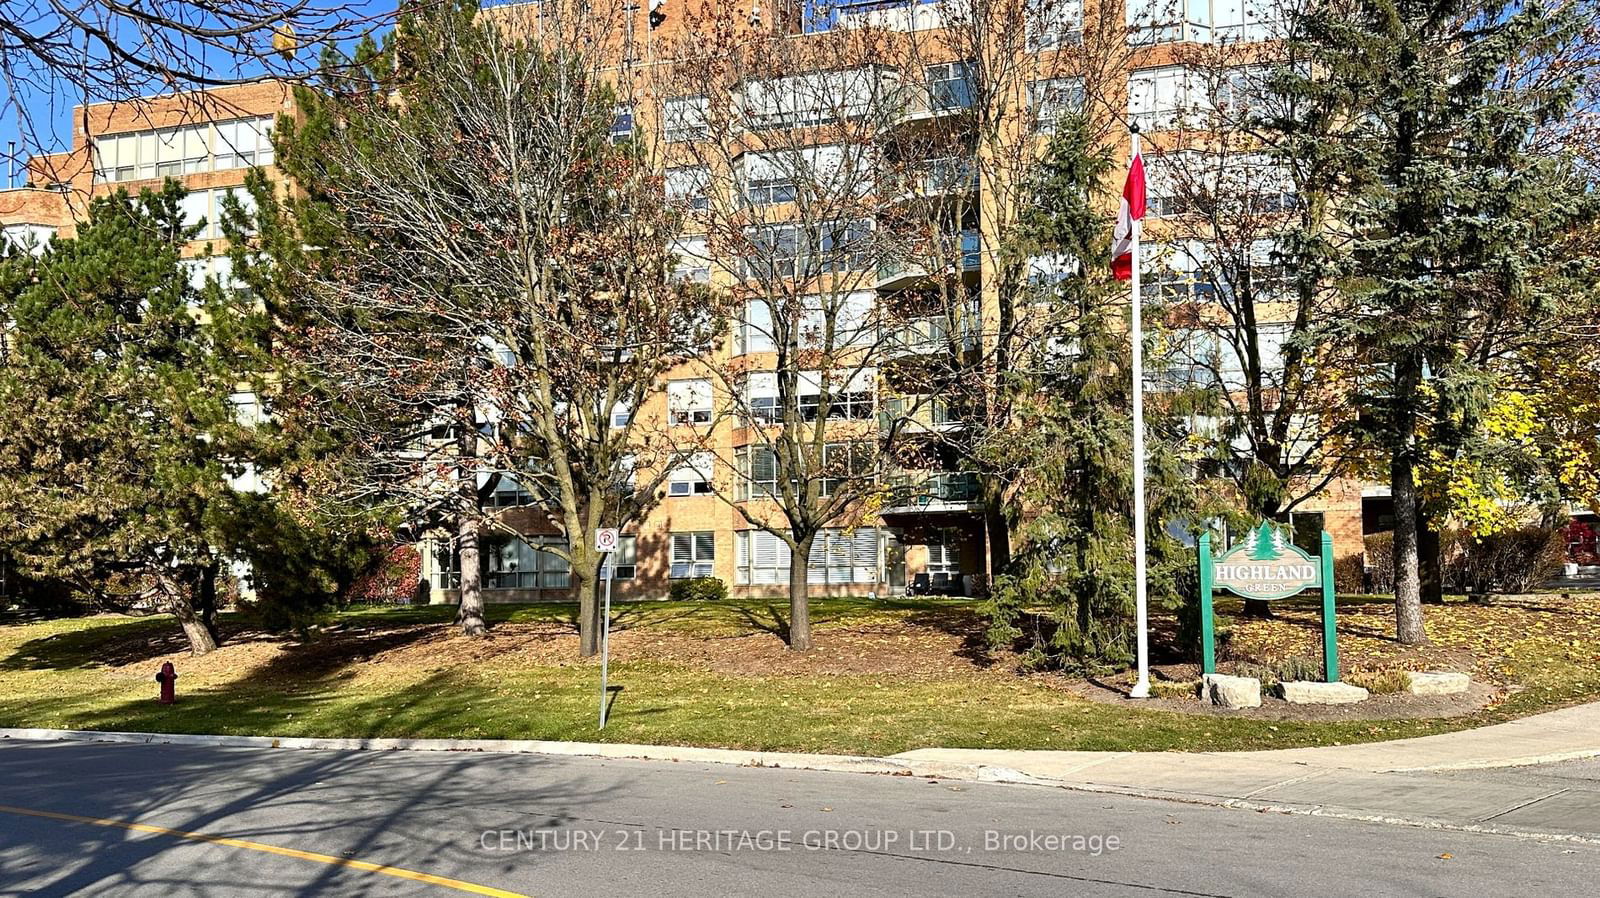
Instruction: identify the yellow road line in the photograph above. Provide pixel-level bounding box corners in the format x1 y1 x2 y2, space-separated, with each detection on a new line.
0 803 531 898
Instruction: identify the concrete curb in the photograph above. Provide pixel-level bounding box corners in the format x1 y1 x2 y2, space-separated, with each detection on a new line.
0 727 999 782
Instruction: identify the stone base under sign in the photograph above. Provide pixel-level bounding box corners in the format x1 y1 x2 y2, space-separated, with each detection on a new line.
1277 680 1370 704
1201 674 1262 709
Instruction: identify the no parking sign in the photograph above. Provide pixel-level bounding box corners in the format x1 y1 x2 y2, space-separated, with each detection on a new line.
594 528 619 553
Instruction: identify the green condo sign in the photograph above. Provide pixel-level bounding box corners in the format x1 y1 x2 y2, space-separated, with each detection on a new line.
1199 522 1339 683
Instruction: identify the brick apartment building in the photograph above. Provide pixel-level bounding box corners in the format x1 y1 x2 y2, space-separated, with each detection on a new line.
0 0 1370 605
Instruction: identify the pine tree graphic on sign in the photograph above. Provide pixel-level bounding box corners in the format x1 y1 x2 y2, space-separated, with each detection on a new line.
1251 522 1280 561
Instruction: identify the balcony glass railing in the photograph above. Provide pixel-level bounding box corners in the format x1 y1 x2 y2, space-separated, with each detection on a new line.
877 230 980 286
886 471 980 508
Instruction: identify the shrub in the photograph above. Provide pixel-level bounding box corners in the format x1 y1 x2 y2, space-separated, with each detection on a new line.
343 545 423 605
1151 679 1199 700
1363 532 1395 594
1346 669 1410 695
1334 554 1366 594
1232 652 1324 684
669 577 727 603
1441 525 1566 596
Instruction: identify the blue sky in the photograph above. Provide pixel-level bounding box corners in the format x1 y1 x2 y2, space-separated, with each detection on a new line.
0 0 403 179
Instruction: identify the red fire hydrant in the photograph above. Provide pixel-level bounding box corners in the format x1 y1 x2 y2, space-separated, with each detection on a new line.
155 662 177 704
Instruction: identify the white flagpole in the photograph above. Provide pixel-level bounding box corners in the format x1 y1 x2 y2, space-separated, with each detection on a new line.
1128 128 1152 700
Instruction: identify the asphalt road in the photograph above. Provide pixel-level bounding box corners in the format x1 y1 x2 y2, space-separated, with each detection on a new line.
2 740 1599 897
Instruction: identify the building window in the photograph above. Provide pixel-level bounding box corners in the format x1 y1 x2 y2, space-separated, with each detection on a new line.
670 531 715 578
1128 66 1208 131
926 62 974 111
672 235 712 284
92 116 275 184
741 368 875 425
1 223 54 255
667 451 715 497
735 299 775 355
663 95 709 142
820 442 875 496
177 186 258 240
807 528 881 584
737 446 781 499
611 400 633 428
735 530 792 584
1027 77 1085 134
610 105 635 143
734 528 881 585
601 535 637 580
741 224 802 281
666 165 710 211
798 368 876 422
1027 0 1083 49
925 543 960 589
743 68 879 130
668 378 713 426
487 476 534 508
744 155 799 206
486 536 570 589
214 117 274 169
816 219 873 273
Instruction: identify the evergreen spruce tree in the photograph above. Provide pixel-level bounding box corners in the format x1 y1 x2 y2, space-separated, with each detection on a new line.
984 119 1225 671
1287 0 1592 644
0 184 262 654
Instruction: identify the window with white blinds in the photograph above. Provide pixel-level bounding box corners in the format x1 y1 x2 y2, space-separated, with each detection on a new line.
670 531 716 578
734 530 793 584
92 116 275 183
735 528 880 585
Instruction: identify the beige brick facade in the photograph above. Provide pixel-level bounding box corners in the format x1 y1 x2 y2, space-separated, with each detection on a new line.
0 6 1371 606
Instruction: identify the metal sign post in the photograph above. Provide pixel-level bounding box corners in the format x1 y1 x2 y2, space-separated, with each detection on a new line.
595 528 619 729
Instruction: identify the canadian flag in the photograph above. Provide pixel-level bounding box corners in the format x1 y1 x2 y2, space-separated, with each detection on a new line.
1110 144 1146 281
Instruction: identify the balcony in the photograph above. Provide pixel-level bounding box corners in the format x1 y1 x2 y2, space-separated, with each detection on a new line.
875 230 981 290
880 303 979 361
885 156 978 207
883 471 982 515
831 0 944 32
880 396 964 435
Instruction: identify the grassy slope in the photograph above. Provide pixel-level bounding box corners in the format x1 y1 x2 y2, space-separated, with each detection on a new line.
0 597 1594 754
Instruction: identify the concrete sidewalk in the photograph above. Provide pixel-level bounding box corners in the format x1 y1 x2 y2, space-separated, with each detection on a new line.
895 702 1600 840
8 701 1600 842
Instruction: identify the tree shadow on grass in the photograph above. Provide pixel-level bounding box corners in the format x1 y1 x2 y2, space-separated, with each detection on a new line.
729 603 792 644
0 614 287 672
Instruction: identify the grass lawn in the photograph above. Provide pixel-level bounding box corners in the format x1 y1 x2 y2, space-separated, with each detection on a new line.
2 594 1599 755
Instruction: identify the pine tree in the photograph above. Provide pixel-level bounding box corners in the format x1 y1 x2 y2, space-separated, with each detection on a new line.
0 183 263 654
1288 0 1593 644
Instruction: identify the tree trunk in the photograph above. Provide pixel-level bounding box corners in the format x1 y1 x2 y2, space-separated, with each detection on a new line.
1391 452 1428 645
576 560 601 657
196 560 222 646
1419 518 1444 605
982 478 1011 589
1242 599 1274 619
1391 352 1428 645
454 421 487 637
788 534 815 651
456 511 486 637
166 578 218 656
